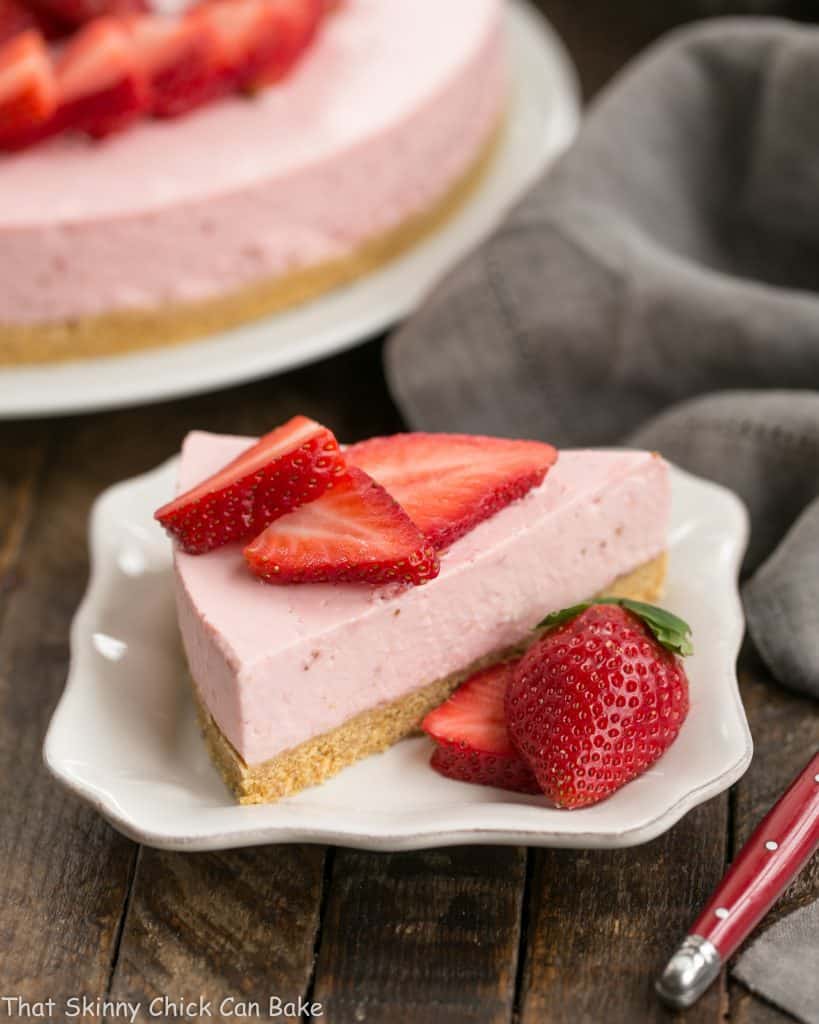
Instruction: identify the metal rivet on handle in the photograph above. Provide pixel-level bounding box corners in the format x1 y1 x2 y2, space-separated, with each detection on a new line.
765 840 778 851
715 908 729 919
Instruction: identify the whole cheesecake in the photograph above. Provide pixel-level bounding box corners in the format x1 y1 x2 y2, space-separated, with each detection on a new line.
0 0 505 364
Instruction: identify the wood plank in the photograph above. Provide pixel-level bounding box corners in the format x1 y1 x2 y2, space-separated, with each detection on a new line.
0 419 138 1005
0 421 49 608
108 846 327 1022
311 847 527 1024
518 798 729 1024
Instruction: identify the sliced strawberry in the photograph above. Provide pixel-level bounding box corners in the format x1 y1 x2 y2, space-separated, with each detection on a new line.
0 0 38 47
245 0 322 88
422 662 540 794
193 0 277 92
55 16 149 137
0 29 57 150
126 13 223 117
347 433 558 551
156 416 345 554
244 466 440 586
196 0 320 93
29 0 147 31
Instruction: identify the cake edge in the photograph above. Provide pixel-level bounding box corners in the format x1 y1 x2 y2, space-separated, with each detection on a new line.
0 114 504 367
194 552 668 805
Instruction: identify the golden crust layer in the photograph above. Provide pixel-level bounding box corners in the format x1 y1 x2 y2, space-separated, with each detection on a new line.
0 119 504 367
195 553 668 805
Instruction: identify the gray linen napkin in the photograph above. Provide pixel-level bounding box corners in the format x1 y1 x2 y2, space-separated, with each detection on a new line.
387 18 819 446
629 391 819 699
732 902 819 1024
385 18 819 1018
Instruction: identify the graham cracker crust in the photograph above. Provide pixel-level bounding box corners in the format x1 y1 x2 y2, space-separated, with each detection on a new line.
0 118 504 367
195 553 668 805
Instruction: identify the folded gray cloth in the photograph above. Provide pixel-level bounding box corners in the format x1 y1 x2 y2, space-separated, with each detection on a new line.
629 391 819 698
387 18 819 445
732 901 819 1024
386 18 819 701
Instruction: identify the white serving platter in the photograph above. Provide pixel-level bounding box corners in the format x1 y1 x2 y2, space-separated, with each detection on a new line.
44 459 752 851
1 0 580 418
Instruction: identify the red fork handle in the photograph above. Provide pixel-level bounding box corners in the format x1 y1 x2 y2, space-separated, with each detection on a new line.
657 749 819 1009
692 748 819 957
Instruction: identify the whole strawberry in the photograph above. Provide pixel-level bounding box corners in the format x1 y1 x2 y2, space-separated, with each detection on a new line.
506 600 692 809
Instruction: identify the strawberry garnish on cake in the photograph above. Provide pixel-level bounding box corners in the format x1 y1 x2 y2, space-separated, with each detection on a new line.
347 433 558 549
0 0 330 150
126 12 223 118
195 0 320 94
0 29 57 148
244 466 440 585
157 421 560 587
244 0 322 88
0 0 39 46
30 0 147 31
155 415 345 554
423 662 540 794
55 15 148 136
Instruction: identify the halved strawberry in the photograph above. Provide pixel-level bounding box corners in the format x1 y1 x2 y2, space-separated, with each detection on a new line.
0 29 57 150
347 433 558 551
156 416 345 554
55 16 149 137
244 466 440 585
126 13 223 117
423 662 540 794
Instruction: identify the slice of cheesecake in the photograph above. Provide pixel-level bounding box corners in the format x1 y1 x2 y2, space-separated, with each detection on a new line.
173 432 670 804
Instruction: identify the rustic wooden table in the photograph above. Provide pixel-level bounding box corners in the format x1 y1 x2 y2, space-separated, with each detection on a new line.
2 3 818 1022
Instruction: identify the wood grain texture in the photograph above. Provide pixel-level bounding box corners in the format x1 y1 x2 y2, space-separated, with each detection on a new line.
108 847 327 1023
0 419 137 1006
311 847 527 1024
518 799 729 1024
0 422 48 612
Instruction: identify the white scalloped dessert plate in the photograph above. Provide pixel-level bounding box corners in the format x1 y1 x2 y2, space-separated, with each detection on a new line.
44 457 752 851
1 0 579 419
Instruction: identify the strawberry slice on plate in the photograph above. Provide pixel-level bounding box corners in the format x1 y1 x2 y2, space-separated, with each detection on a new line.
127 13 223 117
244 466 440 586
56 15 149 137
156 415 345 554
0 29 57 150
423 662 540 794
347 433 558 550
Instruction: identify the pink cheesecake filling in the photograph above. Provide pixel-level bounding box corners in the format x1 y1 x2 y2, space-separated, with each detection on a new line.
173 434 671 766
0 0 504 324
